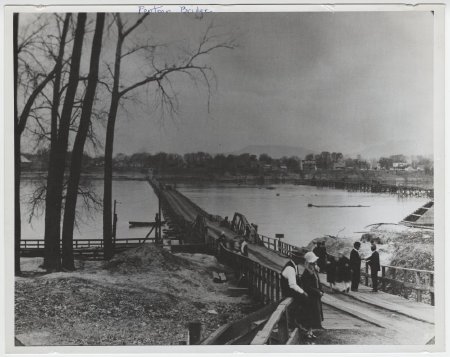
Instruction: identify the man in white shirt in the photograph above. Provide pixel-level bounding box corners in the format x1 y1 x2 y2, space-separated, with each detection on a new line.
281 248 308 298
281 248 309 328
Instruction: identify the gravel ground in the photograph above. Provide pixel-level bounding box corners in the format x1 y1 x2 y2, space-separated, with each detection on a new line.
15 246 260 346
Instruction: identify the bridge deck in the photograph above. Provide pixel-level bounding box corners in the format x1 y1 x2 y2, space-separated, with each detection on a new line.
155 183 435 345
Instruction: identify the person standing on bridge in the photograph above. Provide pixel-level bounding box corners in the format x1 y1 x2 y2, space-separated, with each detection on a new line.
336 252 351 293
281 248 309 332
350 241 362 292
365 244 380 292
240 237 249 257
298 251 324 339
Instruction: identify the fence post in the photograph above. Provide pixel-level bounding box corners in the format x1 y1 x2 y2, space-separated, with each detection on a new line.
381 266 386 291
188 321 202 345
275 273 281 301
278 309 289 344
414 271 422 303
430 273 434 306
403 270 409 299
365 263 369 286
262 267 267 303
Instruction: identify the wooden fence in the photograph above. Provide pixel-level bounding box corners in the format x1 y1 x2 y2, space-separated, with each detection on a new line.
254 235 434 306
251 297 300 345
362 264 434 305
217 243 283 304
20 237 157 258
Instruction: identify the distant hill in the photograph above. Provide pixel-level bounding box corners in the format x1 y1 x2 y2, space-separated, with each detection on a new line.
232 145 314 159
355 140 433 160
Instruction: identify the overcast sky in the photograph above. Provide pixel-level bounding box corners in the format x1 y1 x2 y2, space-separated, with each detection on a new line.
21 11 435 158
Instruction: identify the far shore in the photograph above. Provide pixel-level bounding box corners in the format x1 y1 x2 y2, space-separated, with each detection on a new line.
20 168 434 190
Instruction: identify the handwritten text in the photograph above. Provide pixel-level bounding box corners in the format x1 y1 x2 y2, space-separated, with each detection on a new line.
138 5 212 14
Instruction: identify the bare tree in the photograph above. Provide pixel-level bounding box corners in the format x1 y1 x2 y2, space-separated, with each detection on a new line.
61 13 105 270
14 13 61 275
102 14 235 259
43 13 86 271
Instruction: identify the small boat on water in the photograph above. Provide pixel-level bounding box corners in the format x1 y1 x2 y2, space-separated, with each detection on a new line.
129 221 165 228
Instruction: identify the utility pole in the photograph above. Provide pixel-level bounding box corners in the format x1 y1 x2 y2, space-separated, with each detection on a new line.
157 192 162 243
112 199 118 251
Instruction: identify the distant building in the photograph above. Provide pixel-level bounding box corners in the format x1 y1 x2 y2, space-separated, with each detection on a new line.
333 160 346 170
416 165 426 172
302 159 317 171
392 162 409 170
262 164 272 173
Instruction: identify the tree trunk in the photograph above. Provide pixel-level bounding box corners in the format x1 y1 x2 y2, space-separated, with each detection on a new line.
103 95 119 260
62 13 105 270
103 20 123 260
13 13 21 276
43 13 86 272
43 14 71 269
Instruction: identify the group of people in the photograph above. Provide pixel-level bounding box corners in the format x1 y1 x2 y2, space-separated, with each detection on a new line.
314 241 380 293
281 241 381 340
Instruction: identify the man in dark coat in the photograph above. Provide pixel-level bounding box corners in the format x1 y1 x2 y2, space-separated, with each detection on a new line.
350 241 362 291
281 248 308 331
312 242 321 263
365 244 380 292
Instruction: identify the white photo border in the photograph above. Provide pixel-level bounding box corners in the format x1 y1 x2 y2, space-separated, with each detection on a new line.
1 1 447 356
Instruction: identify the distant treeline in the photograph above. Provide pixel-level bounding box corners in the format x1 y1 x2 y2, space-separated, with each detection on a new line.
113 152 302 175
22 149 433 175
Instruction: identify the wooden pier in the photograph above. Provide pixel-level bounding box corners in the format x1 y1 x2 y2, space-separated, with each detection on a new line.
148 177 435 345
300 178 433 198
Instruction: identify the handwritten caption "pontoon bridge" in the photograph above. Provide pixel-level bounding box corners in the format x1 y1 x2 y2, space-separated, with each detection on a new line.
138 5 212 13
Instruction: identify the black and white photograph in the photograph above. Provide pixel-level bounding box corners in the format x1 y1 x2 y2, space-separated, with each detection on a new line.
4 3 446 352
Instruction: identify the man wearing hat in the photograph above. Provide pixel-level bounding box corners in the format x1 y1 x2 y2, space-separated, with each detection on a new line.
281 248 307 298
280 248 308 330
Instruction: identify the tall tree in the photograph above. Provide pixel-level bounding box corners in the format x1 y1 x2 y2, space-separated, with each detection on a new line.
43 13 86 271
61 13 105 270
14 14 61 275
102 15 235 259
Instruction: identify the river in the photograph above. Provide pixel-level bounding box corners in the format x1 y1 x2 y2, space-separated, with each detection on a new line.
21 179 428 247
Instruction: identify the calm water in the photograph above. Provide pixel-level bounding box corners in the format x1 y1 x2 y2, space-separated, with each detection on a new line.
21 180 427 247
177 183 427 246
21 180 160 240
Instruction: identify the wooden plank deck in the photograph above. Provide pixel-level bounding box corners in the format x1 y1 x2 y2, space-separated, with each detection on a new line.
155 184 436 345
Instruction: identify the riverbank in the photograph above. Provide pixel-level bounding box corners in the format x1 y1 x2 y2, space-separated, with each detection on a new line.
20 168 433 190
15 245 261 346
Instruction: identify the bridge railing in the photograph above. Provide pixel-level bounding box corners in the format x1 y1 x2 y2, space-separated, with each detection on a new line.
257 235 279 252
251 297 299 345
218 243 282 304
258 237 307 261
253 235 435 306
362 263 434 305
